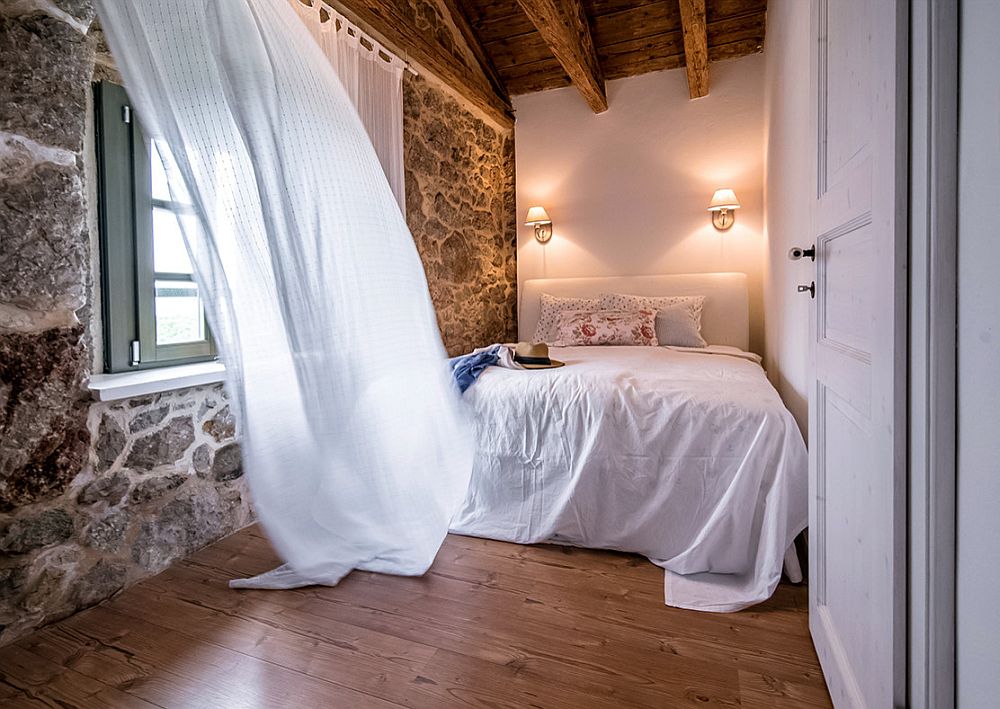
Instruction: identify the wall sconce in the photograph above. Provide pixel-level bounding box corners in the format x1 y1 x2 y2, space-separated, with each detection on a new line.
708 189 741 231
525 206 553 243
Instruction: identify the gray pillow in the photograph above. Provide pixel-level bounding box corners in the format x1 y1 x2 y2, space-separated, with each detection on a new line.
655 300 708 347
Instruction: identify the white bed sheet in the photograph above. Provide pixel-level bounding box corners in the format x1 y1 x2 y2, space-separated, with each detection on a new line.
449 345 808 612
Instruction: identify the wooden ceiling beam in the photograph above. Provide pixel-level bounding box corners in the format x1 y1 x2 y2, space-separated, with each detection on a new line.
441 0 511 106
514 0 608 113
678 0 709 98
332 0 514 128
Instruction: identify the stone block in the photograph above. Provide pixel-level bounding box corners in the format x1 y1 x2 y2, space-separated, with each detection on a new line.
0 565 28 612
129 405 170 434
0 156 88 319
125 416 195 470
72 560 127 608
202 405 236 443
0 328 90 510
131 490 237 571
211 443 242 482
84 509 127 552
94 414 126 473
129 474 186 504
192 443 212 476
0 508 74 554
77 471 129 506
0 13 93 153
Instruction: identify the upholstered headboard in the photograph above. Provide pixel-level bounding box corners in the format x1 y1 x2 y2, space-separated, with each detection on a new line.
519 272 750 350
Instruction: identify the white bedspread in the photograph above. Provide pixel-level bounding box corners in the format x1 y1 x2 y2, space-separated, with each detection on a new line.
449 345 808 612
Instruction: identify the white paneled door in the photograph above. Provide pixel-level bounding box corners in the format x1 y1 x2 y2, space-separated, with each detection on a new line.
807 0 907 706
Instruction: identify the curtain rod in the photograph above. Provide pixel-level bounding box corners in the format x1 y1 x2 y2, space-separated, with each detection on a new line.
295 0 418 76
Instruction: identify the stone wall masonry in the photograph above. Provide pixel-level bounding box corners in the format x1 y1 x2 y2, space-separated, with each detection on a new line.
403 73 517 355
0 384 252 642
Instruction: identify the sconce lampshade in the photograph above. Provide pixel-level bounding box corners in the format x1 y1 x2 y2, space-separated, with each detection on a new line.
708 189 741 211
525 206 553 243
525 206 551 225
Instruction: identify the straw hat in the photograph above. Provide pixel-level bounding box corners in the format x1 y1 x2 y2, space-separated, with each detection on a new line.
514 342 565 369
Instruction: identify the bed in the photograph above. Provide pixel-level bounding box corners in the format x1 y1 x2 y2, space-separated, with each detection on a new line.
449 273 808 612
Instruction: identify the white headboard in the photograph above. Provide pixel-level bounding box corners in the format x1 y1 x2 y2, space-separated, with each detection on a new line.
519 273 750 350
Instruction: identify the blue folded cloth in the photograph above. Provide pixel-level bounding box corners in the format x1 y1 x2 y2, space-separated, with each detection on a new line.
449 344 501 393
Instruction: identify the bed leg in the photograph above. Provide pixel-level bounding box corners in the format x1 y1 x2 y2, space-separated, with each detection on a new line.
783 543 804 584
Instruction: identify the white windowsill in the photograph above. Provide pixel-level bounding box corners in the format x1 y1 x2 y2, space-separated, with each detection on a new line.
88 361 227 402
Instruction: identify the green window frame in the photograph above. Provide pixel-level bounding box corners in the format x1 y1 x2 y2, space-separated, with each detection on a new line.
95 80 216 373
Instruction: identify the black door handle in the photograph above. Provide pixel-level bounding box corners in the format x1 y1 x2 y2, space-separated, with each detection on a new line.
788 246 816 261
797 282 816 298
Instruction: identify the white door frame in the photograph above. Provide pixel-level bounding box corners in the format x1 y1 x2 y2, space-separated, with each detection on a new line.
907 0 958 707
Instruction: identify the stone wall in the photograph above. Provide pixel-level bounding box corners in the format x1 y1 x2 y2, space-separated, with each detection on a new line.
403 73 517 355
0 385 252 641
0 3 252 646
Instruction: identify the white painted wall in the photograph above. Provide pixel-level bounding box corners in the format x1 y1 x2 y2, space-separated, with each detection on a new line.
957 0 1000 704
761 0 811 432
513 55 766 353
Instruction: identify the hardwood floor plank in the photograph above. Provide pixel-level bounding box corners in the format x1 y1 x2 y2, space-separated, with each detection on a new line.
0 641 163 708
105 588 475 708
55 606 403 708
738 668 833 708
0 526 831 708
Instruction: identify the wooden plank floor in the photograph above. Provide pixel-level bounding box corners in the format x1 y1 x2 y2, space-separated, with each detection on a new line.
0 526 831 708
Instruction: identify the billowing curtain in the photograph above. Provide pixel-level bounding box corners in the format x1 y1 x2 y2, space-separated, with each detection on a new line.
93 0 472 588
289 0 406 211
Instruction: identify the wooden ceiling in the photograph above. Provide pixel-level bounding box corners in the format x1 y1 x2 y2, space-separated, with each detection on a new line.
330 0 766 127
459 0 766 107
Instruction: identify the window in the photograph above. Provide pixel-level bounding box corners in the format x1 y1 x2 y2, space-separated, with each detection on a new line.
95 81 216 372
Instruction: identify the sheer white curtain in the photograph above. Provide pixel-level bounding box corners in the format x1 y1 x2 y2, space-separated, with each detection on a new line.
94 0 472 588
289 0 405 211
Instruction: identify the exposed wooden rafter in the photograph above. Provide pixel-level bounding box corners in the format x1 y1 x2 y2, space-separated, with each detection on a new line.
440 0 511 108
678 0 710 98
513 0 608 113
458 0 767 99
332 0 514 128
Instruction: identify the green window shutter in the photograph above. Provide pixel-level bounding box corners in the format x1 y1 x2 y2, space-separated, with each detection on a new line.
95 80 217 373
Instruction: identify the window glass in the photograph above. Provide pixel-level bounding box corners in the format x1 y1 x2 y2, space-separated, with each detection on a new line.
155 279 205 345
152 207 194 274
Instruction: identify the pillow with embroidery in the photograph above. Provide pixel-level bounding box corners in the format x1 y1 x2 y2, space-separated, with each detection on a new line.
599 293 707 347
553 310 658 346
532 293 601 343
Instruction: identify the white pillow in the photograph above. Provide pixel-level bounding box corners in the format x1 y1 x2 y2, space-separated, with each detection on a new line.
599 293 707 347
533 293 601 343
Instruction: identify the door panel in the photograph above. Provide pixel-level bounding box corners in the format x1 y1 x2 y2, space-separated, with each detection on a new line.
817 0 873 195
808 0 907 706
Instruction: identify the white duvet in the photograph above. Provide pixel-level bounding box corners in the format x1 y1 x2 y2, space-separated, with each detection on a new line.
449 345 808 612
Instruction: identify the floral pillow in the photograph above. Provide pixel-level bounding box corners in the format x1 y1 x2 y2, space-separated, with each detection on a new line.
599 293 707 347
532 293 602 343
553 310 658 347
